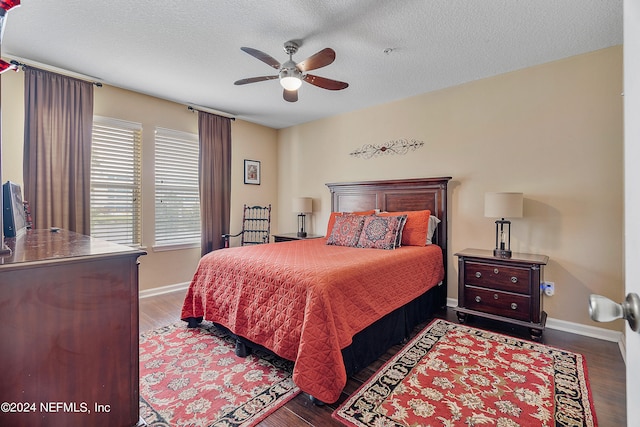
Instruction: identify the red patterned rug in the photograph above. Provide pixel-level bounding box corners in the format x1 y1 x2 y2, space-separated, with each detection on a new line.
139 321 300 427
333 319 597 427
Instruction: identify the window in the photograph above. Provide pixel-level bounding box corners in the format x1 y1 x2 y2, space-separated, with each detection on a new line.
90 116 142 246
154 127 200 249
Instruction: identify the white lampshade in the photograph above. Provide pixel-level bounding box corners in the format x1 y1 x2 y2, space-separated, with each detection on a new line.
292 197 312 214
484 192 523 219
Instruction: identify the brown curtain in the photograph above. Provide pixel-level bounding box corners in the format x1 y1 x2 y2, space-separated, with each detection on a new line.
23 68 94 234
198 111 232 255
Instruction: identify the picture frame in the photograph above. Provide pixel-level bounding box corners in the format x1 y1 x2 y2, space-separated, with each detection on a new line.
244 159 261 185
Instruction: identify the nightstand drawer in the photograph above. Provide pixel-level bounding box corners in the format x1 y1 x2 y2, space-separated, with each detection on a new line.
464 261 531 294
463 286 531 322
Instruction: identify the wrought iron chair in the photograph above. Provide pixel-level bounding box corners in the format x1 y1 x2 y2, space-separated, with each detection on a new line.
222 204 272 248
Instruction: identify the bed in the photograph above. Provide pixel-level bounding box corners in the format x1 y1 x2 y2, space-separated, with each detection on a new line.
181 177 451 404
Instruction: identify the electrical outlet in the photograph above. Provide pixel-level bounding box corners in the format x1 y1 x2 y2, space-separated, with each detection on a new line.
541 281 555 296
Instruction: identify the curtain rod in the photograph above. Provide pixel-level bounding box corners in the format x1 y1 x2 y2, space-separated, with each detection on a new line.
5 56 237 117
7 56 103 87
187 105 235 120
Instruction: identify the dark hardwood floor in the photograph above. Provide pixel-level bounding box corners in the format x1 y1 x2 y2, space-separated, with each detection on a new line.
140 290 626 427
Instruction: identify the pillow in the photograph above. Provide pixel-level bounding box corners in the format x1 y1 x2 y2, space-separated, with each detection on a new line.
325 210 376 237
378 209 431 246
326 214 366 247
426 215 441 245
357 215 407 250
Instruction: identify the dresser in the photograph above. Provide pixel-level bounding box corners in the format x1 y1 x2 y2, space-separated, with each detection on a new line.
0 230 146 427
454 248 549 340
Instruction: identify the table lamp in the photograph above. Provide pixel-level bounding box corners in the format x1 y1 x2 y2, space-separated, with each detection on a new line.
292 197 312 237
484 192 523 258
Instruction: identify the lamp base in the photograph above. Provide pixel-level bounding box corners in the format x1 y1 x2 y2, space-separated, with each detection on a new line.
493 248 512 258
297 231 307 238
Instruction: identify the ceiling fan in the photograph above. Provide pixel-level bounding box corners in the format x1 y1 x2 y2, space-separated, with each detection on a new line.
234 41 349 102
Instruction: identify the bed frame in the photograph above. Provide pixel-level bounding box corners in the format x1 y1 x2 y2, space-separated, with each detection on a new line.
215 176 451 403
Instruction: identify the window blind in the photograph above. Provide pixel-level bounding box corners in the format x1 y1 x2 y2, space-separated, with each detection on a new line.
154 127 200 248
90 116 142 246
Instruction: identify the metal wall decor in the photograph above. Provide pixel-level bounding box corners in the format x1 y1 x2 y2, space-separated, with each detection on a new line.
349 138 424 159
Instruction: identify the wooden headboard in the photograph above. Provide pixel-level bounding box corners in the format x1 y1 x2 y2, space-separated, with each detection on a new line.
326 177 450 248
326 177 451 301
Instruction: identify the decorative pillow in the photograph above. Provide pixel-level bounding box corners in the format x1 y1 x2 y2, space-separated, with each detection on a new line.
357 215 407 250
378 209 431 246
326 214 366 247
426 215 441 245
325 210 376 237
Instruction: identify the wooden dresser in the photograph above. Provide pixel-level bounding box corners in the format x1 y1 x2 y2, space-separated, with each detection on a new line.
454 248 548 340
0 230 146 427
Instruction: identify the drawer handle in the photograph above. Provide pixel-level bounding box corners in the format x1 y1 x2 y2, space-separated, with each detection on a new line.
475 296 482 303
511 303 518 310
475 272 482 278
493 268 499 274
494 294 499 300
511 276 518 283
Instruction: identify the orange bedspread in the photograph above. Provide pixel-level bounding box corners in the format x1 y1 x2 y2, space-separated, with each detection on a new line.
180 238 444 403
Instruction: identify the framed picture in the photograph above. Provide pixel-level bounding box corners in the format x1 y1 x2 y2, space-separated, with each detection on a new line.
244 159 261 185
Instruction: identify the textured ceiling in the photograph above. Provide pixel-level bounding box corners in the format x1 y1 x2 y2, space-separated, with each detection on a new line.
2 0 623 129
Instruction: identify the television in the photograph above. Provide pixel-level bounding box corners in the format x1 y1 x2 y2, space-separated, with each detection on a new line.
2 181 26 238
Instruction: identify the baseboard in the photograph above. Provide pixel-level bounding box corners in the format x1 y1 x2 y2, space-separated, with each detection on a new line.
618 334 627 365
544 316 623 342
446 297 624 344
139 282 190 299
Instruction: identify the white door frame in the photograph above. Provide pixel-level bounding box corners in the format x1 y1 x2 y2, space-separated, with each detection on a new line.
624 1 639 424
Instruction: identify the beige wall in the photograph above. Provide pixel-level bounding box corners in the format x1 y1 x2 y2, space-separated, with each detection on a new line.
277 46 624 331
0 72 278 291
228 120 280 238
1 71 24 183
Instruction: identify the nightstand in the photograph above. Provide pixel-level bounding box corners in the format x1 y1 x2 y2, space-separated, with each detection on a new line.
272 233 324 243
454 248 549 341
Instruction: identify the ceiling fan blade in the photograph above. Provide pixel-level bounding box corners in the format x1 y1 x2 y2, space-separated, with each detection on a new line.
283 89 298 102
303 74 349 90
234 75 279 85
296 48 336 72
240 47 281 69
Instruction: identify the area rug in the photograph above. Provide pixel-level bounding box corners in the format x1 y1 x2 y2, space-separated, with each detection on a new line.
139 321 300 427
333 319 597 427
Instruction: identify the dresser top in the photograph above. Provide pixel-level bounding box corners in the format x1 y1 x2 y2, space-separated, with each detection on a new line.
1 229 145 267
455 248 549 265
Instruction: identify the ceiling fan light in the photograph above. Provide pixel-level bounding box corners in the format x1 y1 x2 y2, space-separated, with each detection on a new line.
279 64 302 91
280 75 302 91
